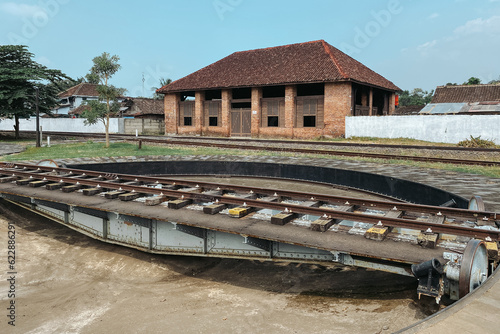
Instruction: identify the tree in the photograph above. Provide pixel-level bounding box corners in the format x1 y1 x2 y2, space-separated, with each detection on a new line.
398 88 434 107
463 77 481 85
152 77 172 99
0 45 69 138
81 52 125 148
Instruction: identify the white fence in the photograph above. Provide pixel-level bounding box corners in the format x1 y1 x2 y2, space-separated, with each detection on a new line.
0 118 124 134
345 115 500 145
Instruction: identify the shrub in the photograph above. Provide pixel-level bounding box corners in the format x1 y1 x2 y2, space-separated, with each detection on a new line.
457 136 497 148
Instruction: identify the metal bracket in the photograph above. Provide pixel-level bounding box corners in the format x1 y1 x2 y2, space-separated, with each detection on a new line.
174 223 206 239
73 206 109 219
243 236 271 252
117 214 151 228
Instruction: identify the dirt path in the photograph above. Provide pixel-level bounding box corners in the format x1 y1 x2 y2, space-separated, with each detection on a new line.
0 200 441 334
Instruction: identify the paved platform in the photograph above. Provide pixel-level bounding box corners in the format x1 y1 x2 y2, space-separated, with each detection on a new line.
0 143 24 156
398 266 500 333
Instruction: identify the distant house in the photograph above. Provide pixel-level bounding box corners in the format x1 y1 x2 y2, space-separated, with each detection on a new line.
420 84 500 115
157 40 400 138
55 83 125 116
120 98 164 120
67 97 163 120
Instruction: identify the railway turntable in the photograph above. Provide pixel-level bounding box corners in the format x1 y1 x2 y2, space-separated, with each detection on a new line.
1 160 499 304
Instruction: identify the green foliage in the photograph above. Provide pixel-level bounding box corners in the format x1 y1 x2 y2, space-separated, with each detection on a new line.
81 52 125 147
457 136 497 148
89 52 121 86
85 72 100 84
153 77 172 99
0 45 70 137
463 77 481 85
398 88 434 106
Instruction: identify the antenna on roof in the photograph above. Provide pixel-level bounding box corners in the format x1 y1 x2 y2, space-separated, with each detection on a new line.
142 72 145 97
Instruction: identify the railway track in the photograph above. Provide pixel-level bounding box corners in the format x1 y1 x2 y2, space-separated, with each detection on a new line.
4 130 499 167
1 162 498 241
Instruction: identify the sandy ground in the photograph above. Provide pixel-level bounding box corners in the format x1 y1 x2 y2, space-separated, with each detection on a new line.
0 199 443 334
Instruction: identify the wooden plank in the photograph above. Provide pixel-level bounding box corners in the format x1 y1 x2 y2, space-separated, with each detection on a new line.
46 182 64 190
311 218 335 232
118 192 142 202
105 190 127 199
83 187 103 196
29 180 49 188
385 210 403 218
365 225 391 241
229 206 253 218
427 215 445 224
145 195 167 206
0 176 17 183
168 199 192 209
16 178 32 186
203 203 227 215
62 184 82 193
271 212 296 226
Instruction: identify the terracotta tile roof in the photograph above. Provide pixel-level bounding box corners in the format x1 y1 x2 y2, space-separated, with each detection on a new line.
121 98 164 116
431 85 500 103
58 83 100 98
68 104 90 115
157 40 400 93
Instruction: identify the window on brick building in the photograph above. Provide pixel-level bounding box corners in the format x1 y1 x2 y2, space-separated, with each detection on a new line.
261 98 284 128
296 96 324 128
204 100 221 127
303 99 317 127
180 101 194 127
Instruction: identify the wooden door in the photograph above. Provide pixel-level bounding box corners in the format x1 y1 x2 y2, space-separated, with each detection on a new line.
230 109 251 136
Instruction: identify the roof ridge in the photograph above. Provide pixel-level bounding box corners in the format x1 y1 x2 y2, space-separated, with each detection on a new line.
233 39 326 55
437 84 500 88
321 40 348 79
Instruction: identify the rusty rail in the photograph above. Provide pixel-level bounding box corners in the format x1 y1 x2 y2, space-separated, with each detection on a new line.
1 162 499 241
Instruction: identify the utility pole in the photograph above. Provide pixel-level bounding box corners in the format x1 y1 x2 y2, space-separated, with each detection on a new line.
35 86 40 147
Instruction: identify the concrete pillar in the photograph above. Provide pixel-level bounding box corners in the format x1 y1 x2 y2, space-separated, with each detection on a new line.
195 91 204 134
369 87 373 116
164 93 179 135
221 89 231 137
251 87 262 137
284 85 296 129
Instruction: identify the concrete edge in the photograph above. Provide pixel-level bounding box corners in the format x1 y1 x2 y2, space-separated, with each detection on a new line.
395 265 500 333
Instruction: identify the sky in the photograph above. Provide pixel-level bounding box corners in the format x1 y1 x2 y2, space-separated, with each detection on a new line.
1 0 499 97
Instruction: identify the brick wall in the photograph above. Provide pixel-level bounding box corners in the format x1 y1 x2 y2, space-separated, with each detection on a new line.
164 82 359 139
164 93 179 135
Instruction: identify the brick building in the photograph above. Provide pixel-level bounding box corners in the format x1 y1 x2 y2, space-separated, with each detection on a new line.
157 40 400 138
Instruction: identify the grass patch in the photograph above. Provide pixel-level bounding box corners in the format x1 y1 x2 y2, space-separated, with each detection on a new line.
0 142 250 161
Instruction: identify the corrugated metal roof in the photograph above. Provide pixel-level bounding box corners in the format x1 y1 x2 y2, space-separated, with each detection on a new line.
419 103 468 114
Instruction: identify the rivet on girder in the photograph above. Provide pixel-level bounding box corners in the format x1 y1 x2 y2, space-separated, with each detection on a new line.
76 182 80 185
437 212 442 216
392 206 398 211
59 179 64 183
345 201 350 205
425 227 433 233
376 221 383 226
97 184 101 188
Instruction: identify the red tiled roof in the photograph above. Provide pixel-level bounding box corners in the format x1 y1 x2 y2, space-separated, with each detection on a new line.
121 98 164 116
157 40 400 93
58 83 100 98
431 85 500 103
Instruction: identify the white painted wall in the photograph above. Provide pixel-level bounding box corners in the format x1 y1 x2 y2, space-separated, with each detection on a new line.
0 118 124 134
345 115 500 144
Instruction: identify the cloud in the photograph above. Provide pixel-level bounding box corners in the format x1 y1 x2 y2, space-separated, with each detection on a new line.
0 2 42 17
416 40 437 55
453 15 500 36
427 13 439 20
